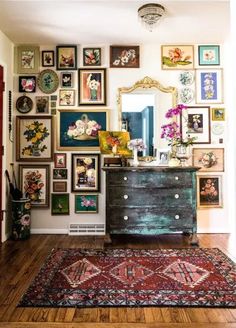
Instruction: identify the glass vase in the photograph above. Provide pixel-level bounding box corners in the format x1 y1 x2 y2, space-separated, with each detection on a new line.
132 148 139 166
176 144 191 167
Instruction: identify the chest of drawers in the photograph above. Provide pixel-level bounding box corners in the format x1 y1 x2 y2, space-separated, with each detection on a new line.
102 166 199 245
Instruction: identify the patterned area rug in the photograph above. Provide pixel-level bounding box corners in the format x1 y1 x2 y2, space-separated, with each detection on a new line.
18 248 236 308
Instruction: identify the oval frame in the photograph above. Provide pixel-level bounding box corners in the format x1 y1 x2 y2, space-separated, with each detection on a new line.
16 95 33 113
37 69 59 94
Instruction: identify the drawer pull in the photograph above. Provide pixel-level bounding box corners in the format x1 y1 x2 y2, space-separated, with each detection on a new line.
174 194 180 199
175 176 179 180
124 216 129 220
175 215 180 220
123 176 128 181
123 194 129 200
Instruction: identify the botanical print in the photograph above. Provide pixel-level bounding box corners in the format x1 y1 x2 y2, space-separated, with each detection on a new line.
21 50 34 69
59 90 75 106
56 46 77 70
61 72 73 88
17 46 40 73
198 45 220 66
75 194 98 213
110 46 139 68
35 96 49 113
98 131 132 156
51 194 69 215
83 48 101 66
162 45 194 69
19 76 36 93
198 176 222 208
196 69 223 103
192 148 224 172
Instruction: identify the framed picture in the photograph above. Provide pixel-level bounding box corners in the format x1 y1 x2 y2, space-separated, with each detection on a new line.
98 131 132 156
192 148 224 172
57 109 109 150
19 164 50 207
35 96 49 113
60 72 74 88
79 68 106 105
16 96 33 114
56 45 77 70
16 45 40 74
53 168 68 180
83 48 101 66
157 149 170 166
75 194 98 213
180 106 211 144
53 181 67 192
51 193 70 215
110 45 139 68
196 69 223 104
42 50 54 67
37 69 59 94
16 116 53 161
198 45 220 66
59 89 75 106
197 175 223 208
19 76 36 93
71 153 100 192
212 107 225 121
54 153 67 168
161 45 194 70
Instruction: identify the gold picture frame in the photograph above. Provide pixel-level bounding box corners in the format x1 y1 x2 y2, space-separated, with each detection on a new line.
16 45 40 74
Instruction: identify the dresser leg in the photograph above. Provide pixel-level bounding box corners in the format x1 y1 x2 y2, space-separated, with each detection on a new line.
190 233 199 246
104 233 112 245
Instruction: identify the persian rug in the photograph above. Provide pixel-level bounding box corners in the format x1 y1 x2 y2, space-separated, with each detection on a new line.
18 248 236 308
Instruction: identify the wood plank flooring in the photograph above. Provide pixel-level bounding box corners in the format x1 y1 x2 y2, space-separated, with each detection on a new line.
0 233 236 328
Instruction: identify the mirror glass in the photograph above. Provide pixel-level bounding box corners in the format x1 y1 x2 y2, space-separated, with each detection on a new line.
118 77 177 157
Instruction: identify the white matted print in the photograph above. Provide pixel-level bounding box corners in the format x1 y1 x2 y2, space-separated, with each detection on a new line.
196 69 223 104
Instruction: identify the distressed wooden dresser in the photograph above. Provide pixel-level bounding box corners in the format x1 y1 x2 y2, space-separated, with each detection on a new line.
102 166 199 245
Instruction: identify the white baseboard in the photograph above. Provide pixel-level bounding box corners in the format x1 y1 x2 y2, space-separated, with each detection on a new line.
31 229 68 234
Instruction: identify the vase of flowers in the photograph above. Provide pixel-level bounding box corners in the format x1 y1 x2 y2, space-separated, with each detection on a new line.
127 139 146 166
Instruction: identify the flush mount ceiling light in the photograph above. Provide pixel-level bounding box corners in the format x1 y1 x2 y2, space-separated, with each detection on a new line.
138 3 165 32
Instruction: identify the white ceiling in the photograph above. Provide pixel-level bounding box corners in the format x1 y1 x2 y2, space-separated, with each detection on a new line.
0 0 230 45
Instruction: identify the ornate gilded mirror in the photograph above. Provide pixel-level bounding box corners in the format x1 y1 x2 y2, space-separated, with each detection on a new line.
117 76 177 156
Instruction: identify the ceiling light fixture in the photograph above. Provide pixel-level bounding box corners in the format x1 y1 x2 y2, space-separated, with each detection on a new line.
138 3 165 32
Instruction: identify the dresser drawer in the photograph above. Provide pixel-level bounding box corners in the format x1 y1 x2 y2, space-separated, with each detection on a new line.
106 171 193 188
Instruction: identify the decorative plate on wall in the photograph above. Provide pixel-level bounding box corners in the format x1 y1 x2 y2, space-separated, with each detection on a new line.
180 87 194 104
37 69 59 94
16 95 33 113
212 122 224 135
179 71 194 86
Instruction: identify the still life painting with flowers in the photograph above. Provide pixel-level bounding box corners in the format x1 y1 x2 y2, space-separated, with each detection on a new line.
98 131 132 156
197 175 222 208
192 148 224 172
161 45 194 70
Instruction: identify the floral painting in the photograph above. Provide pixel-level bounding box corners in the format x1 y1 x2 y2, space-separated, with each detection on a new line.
19 76 36 93
98 131 132 156
51 194 70 215
198 45 220 66
192 148 224 172
19 165 50 207
196 69 223 104
59 90 75 106
197 175 223 208
71 154 100 192
75 194 98 213
61 72 73 88
110 46 139 68
56 45 77 70
57 109 109 150
79 68 106 105
16 116 53 161
83 48 101 66
17 45 40 74
35 96 49 113
161 45 194 70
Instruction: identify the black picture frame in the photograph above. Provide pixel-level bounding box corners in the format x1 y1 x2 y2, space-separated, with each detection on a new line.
19 76 36 93
42 50 55 67
56 45 77 70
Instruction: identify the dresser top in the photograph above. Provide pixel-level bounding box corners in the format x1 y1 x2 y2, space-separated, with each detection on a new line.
102 166 200 172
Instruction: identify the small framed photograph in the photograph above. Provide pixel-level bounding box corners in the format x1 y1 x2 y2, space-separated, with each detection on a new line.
192 148 224 172
51 193 70 215
157 149 170 165
60 72 74 88
197 175 223 208
78 68 106 105
181 106 211 144
19 76 36 93
198 45 220 66
53 168 68 180
83 48 101 66
75 194 98 213
110 45 139 68
35 96 49 113
53 181 67 192
71 153 100 192
59 89 75 106
54 153 67 168
42 50 54 67
212 107 225 121
56 45 77 70
161 45 194 70
196 69 223 104
16 45 40 74
19 164 50 207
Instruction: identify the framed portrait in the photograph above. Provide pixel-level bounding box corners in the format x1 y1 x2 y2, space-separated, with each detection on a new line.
59 89 75 106
98 131 132 156
16 45 40 74
16 115 53 161
16 96 33 114
192 148 224 172
110 45 139 68
181 106 211 144
75 194 98 213
60 72 74 88
57 109 109 150
42 50 54 67
19 76 36 93
198 45 220 66
157 149 170 166
197 175 223 208
51 193 70 215
19 164 50 207
71 153 100 192
53 181 67 192
53 168 68 180
212 107 225 121
54 153 67 168
78 68 106 105
35 96 49 113
56 45 77 70
196 69 223 104
83 48 101 66
37 69 59 94
161 45 194 70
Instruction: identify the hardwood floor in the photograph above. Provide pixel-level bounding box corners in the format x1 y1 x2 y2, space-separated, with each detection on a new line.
0 233 236 328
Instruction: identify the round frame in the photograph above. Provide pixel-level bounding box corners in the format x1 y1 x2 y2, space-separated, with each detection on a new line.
37 69 59 94
16 95 33 113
